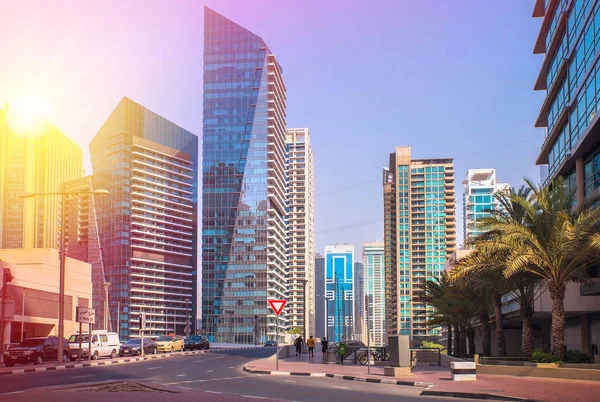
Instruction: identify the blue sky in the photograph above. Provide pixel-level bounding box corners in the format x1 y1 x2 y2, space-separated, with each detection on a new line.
0 0 544 257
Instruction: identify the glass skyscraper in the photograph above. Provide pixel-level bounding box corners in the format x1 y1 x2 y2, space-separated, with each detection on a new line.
90 97 198 339
202 7 288 344
324 244 354 342
383 146 456 339
363 242 386 346
462 168 509 244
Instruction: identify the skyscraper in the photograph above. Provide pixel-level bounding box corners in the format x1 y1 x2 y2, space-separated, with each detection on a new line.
462 168 509 245
286 128 315 338
383 146 456 339
324 244 354 342
61 176 107 329
532 0 600 205
363 241 385 346
353 261 364 341
0 104 82 249
202 7 288 344
314 253 325 338
90 97 198 339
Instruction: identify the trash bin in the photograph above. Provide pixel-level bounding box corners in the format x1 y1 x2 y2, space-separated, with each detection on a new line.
326 349 337 364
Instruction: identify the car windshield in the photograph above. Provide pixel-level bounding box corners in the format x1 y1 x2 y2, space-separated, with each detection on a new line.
19 339 45 347
68 335 90 343
156 336 173 342
125 339 141 345
187 336 200 341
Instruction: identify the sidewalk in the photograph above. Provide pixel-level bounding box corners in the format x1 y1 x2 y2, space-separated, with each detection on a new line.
244 353 600 402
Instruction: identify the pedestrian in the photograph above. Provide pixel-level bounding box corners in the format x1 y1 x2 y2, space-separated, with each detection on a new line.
321 337 329 361
295 336 303 358
307 335 315 358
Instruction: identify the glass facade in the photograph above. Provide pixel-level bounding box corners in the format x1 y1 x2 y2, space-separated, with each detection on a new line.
538 0 600 189
90 97 198 339
363 242 385 346
202 7 288 344
324 245 354 342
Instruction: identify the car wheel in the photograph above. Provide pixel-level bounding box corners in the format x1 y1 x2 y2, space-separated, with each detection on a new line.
180 346 184 352
5 360 15 367
153 348 157 355
110 350 116 359
93 351 99 360
34 354 44 365
62 352 69 363
170 346 174 353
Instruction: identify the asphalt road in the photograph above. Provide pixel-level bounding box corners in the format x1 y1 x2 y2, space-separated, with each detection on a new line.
0 349 474 402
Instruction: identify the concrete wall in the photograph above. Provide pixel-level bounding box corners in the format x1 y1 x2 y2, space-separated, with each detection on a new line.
534 283 600 313
477 364 600 381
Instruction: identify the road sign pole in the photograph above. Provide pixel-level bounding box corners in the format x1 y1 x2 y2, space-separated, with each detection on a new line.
276 315 279 371
366 295 370 375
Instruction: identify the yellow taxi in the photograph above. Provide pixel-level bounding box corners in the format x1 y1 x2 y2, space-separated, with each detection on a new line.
155 335 184 353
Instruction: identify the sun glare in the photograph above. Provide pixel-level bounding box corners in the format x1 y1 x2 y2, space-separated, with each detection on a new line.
5 96 51 136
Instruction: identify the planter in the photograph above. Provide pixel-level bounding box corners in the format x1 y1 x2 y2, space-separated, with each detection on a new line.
524 362 559 368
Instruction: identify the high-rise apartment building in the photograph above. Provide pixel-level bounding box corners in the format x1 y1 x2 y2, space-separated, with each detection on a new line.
0 105 82 249
314 253 325 338
353 261 365 341
532 0 600 206
383 146 456 338
286 128 315 338
363 241 386 346
324 244 354 342
90 97 198 339
462 169 509 245
202 7 288 344
61 176 108 329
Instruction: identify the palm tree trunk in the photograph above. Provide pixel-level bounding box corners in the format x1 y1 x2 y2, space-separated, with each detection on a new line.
466 328 476 356
521 302 534 357
478 308 491 356
453 324 461 357
459 325 467 357
493 293 507 357
447 324 452 356
548 281 566 357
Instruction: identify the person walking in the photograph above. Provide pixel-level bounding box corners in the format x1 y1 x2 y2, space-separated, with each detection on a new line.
321 337 329 361
295 336 303 358
307 335 315 358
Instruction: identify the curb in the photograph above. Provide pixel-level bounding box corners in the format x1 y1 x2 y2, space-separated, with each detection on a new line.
242 366 432 387
0 346 259 376
421 390 540 401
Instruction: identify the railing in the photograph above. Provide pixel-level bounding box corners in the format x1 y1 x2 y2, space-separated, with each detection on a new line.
479 356 530 366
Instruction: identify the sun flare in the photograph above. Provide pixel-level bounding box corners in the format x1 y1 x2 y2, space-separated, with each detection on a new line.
4 96 51 136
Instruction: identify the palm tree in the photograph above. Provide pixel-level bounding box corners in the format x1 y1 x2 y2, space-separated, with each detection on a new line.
419 274 455 355
474 178 600 356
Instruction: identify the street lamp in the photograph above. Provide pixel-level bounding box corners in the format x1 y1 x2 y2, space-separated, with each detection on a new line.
103 282 111 330
324 296 332 341
20 189 110 363
299 279 308 345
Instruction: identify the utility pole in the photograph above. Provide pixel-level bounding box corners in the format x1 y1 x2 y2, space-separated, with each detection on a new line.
335 275 339 342
185 299 190 338
117 301 120 341
324 296 331 341
300 279 307 344
1 268 14 355
342 279 346 342
103 282 111 330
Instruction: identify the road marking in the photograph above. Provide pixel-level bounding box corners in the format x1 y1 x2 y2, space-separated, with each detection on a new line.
176 374 187 377
241 396 266 400
228 366 235 369
2 391 24 395
146 366 162 370
70 374 94 379
205 390 223 394
206 370 214 372
333 386 350 390
193 360 204 363
284 380 296 383
165 376 247 385
178 386 192 390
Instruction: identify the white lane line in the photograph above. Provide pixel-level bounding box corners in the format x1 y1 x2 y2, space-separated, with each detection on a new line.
333 386 350 390
165 376 246 385
228 366 235 369
176 374 187 377
205 390 223 394
2 391 24 395
206 370 214 372
193 360 203 363
284 380 296 383
241 396 266 400
146 366 162 370
70 374 94 379
178 386 192 390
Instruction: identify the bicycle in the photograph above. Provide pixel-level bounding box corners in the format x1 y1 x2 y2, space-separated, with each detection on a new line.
358 349 390 365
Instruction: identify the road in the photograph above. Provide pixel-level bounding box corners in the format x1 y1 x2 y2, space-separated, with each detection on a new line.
0 349 473 401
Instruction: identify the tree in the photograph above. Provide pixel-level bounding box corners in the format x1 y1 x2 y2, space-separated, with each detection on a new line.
474 178 600 357
288 327 302 335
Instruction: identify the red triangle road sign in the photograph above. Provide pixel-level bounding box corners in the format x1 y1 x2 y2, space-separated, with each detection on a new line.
268 300 287 316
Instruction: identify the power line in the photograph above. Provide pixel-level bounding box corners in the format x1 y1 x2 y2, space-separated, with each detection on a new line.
316 218 382 236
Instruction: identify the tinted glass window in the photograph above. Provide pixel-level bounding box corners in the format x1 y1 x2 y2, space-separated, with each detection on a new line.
51 338 58 347
100 335 108 342
20 339 45 347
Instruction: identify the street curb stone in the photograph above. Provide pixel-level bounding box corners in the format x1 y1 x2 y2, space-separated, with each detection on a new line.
242 365 433 388
421 390 540 401
0 346 259 376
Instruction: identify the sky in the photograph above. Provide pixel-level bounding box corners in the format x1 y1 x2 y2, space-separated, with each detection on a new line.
0 0 544 258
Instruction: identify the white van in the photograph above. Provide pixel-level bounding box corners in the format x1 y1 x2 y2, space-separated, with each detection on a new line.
68 330 120 360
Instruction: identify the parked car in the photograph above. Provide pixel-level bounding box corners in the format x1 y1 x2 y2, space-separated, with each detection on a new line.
119 338 157 356
183 335 210 351
3 336 70 367
67 330 120 360
155 335 184 353
264 340 276 347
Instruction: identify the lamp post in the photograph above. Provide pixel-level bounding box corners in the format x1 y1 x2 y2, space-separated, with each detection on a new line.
324 296 332 341
103 282 111 330
185 298 190 338
20 189 109 363
299 279 308 348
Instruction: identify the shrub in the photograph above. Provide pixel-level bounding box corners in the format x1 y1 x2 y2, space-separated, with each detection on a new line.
421 340 446 353
530 349 555 363
563 350 592 364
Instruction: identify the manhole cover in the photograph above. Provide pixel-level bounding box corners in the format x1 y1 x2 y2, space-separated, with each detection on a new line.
62 382 171 393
